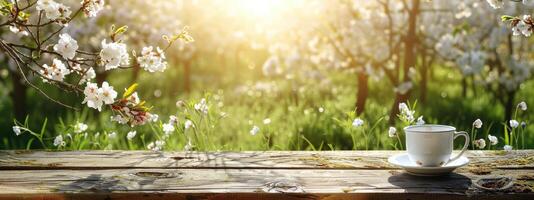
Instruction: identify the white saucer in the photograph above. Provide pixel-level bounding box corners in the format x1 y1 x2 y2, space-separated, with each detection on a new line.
388 153 469 176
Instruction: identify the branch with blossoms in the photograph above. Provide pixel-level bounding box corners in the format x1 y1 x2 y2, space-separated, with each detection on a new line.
502 15 534 37
0 0 193 127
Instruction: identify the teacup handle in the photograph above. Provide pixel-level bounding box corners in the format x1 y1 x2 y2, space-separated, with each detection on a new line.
444 131 469 165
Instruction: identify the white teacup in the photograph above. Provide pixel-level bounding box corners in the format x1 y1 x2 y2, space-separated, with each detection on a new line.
404 125 469 167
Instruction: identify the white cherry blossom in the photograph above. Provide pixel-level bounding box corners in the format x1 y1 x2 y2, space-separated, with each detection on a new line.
53 33 78 59
137 46 167 72
82 0 105 17
40 58 71 82
36 0 71 24
100 39 129 70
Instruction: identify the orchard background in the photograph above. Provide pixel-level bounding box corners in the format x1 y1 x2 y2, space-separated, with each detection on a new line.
0 0 532 151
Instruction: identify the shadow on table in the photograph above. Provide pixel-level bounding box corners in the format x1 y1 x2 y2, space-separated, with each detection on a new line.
388 172 472 194
58 174 128 192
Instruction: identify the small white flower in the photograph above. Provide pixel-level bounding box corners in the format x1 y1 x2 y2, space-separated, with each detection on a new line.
110 115 128 124
149 114 159 122
147 140 165 151
126 131 136 140
13 126 22 136
194 98 209 114
474 138 486 149
53 33 78 59
73 122 88 133
262 56 281 76
473 119 483 129
416 116 425 125
510 120 519 128
488 135 498 145
504 145 513 151
9 26 29 36
263 118 271 125
399 103 408 112
388 127 397 138
398 102 415 123
169 115 178 125
184 120 194 129
53 135 66 147
250 125 260 135
100 39 129 70
162 123 175 135
518 101 527 111
184 139 193 151
318 107 324 113
352 118 364 127
108 131 117 139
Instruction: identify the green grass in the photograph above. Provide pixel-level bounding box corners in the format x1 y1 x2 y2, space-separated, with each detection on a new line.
0 59 532 151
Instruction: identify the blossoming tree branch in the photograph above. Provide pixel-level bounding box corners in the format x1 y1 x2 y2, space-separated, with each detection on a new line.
0 0 193 127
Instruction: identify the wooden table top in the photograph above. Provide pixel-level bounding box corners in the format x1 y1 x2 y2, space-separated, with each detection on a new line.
0 150 532 199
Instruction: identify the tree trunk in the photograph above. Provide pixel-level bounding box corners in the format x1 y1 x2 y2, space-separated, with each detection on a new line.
420 54 428 103
10 72 27 121
388 0 419 124
461 77 467 98
183 60 191 93
504 91 516 122
355 72 368 115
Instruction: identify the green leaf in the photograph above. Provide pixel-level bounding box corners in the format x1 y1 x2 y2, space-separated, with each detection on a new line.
501 15 515 22
123 83 138 98
115 25 128 35
26 138 35 150
39 118 48 139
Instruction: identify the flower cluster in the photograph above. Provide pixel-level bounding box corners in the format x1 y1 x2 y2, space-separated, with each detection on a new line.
40 58 71 82
82 81 117 111
82 0 105 17
137 46 167 72
100 40 130 70
110 89 154 127
147 140 165 151
162 115 178 135
36 0 71 25
486 0 504 9
194 98 209 114
398 102 415 123
510 15 533 37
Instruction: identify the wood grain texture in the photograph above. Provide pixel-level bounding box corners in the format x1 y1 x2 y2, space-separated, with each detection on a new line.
0 150 532 199
0 150 532 169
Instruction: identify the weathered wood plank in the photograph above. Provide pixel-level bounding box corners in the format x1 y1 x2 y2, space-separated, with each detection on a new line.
0 168 532 199
0 150 532 170
0 150 532 199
